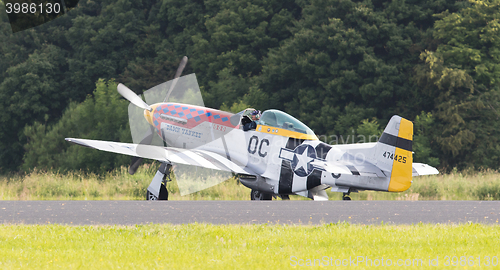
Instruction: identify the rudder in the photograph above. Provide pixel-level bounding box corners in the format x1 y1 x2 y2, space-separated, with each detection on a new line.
375 116 413 192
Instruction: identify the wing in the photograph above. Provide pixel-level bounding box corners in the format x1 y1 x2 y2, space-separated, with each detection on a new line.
65 138 253 175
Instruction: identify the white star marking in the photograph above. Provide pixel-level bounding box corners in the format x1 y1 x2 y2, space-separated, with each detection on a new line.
294 147 313 172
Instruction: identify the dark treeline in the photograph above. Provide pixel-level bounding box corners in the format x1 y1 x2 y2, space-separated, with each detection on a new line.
1 0 500 174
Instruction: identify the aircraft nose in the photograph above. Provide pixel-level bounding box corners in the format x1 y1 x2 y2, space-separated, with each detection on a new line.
144 104 161 126
144 109 153 125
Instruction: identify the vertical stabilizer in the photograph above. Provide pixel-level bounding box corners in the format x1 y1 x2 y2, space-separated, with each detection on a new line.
375 116 413 192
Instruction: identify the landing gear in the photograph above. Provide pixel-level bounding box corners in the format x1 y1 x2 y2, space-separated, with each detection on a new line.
342 192 351 201
280 195 290 200
147 183 168 200
146 163 171 201
147 190 157 200
250 189 273 200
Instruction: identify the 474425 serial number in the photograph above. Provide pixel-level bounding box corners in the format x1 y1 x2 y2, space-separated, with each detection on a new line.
382 151 407 163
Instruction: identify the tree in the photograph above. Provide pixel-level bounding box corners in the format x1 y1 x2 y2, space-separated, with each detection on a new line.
178 0 301 108
414 0 500 169
0 45 68 172
0 0 168 172
22 79 131 173
257 0 437 137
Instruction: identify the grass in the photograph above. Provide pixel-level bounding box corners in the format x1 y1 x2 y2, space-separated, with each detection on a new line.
0 164 252 200
1 168 499 269
1 164 500 200
342 169 500 201
0 223 498 269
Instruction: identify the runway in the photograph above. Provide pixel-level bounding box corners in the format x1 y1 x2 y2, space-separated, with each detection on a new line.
1 201 499 225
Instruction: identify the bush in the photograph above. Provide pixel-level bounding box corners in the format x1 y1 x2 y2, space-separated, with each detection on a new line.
474 183 500 200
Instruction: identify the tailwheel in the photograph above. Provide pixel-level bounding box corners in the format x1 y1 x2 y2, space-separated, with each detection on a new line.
342 192 351 201
250 190 272 200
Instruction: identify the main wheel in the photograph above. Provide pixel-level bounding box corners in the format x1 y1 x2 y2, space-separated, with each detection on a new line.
147 190 158 200
146 184 169 200
250 190 272 200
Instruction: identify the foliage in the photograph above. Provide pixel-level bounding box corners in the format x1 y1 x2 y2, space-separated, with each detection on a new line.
0 45 69 172
0 0 180 172
0 164 266 200
356 118 382 143
2 0 500 173
3 165 500 201
188 0 301 108
220 99 252 113
475 182 500 200
414 0 500 169
22 79 131 173
255 0 457 139
413 112 440 167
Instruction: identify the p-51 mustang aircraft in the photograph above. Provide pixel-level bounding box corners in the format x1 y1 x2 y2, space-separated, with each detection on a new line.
66 59 438 201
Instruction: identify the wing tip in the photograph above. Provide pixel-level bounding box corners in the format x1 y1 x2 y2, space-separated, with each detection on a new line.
64 138 96 149
412 163 439 176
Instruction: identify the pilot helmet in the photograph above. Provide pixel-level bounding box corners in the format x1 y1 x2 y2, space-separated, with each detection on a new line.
251 110 261 118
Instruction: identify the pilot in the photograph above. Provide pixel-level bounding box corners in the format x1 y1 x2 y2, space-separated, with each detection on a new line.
243 110 261 131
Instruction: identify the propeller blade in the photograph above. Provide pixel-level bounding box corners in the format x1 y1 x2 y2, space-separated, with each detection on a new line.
163 56 188 102
129 56 187 174
128 125 155 175
117 83 152 111
129 156 143 175
174 56 188 79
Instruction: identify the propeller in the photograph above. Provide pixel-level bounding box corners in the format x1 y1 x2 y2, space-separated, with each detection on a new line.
117 83 152 111
123 56 189 175
116 83 154 174
164 56 188 102
128 126 154 174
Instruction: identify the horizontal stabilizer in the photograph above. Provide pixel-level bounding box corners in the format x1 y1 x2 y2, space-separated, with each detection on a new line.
412 163 439 176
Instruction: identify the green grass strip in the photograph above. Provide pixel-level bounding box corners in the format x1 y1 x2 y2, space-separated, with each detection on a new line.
0 223 499 269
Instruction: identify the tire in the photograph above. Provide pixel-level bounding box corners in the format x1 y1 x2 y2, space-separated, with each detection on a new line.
146 184 168 200
158 183 168 200
146 190 158 200
250 189 272 200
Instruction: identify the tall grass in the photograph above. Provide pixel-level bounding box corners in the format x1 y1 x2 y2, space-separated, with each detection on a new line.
1 165 500 200
338 170 500 201
0 166 148 200
0 164 251 200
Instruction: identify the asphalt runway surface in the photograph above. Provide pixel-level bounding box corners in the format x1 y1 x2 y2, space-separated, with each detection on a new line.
1 201 499 225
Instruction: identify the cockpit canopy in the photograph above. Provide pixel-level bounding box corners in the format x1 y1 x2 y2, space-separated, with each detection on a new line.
258 109 316 136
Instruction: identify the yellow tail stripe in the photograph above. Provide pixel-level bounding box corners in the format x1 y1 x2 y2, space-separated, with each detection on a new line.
388 118 413 192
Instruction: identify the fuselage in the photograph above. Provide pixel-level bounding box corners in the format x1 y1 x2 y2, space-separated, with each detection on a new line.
144 102 398 195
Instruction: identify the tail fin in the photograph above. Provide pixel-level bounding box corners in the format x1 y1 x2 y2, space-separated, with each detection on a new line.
375 116 413 192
